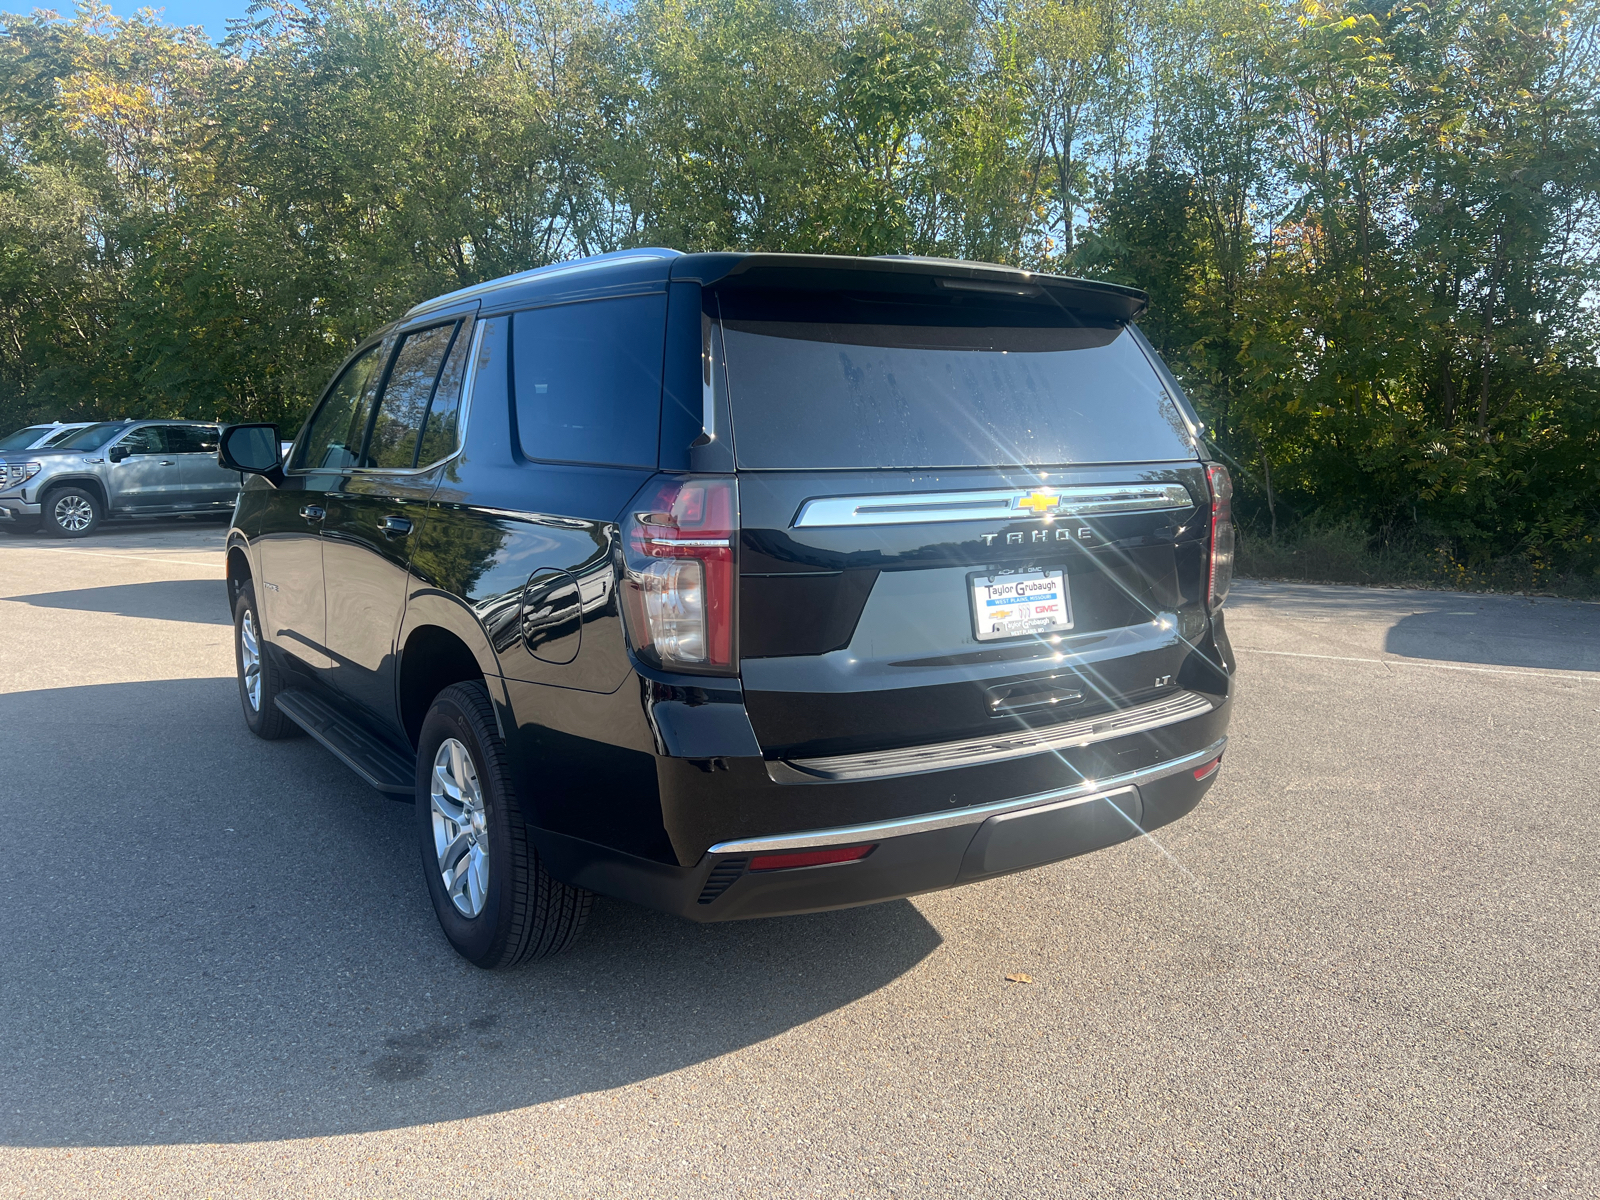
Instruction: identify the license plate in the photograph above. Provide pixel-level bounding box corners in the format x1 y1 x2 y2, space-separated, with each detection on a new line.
970 568 1073 642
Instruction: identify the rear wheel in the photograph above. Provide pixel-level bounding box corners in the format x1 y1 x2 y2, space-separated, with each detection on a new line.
233 580 298 739
44 487 101 538
415 682 591 967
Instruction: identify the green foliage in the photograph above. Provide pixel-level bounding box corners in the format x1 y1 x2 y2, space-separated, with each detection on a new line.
0 0 1597 586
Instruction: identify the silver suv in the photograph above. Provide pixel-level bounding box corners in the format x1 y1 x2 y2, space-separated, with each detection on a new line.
0 419 243 537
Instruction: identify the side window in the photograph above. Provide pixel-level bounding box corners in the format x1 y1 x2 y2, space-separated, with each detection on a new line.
512 295 665 468
167 426 219 455
116 427 163 455
292 345 384 472
368 321 458 469
415 316 474 466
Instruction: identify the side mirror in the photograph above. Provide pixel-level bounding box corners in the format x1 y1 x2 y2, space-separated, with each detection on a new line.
108 445 130 463
218 423 282 477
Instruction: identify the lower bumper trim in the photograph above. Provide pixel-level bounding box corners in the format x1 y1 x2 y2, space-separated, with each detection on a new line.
769 689 1215 784
708 737 1226 856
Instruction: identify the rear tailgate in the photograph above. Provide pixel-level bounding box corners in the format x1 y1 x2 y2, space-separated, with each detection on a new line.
737 465 1214 758
713 277 1222 762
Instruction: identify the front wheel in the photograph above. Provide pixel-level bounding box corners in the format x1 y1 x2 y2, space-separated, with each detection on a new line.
44 487 101 538
233 580 299 739
415 682 591 967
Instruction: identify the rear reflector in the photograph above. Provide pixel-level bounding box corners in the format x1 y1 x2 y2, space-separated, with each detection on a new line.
748 844 876 872
1193 757 1222 780
1205 462 1234 610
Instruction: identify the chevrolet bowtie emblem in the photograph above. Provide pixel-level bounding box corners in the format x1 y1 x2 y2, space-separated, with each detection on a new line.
1014 490 1061 515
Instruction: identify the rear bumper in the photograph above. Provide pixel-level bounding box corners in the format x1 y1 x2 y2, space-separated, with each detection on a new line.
534 737 1224 922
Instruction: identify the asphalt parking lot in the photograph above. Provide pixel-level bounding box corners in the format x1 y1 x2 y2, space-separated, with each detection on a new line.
1 520 1596 1198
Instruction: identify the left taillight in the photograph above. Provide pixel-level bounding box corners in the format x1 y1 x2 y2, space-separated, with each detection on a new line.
620 475 738 674
1205 462 1234 610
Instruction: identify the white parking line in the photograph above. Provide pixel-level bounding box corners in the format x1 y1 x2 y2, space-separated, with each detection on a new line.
10 546 221 569
1236 646 1597 682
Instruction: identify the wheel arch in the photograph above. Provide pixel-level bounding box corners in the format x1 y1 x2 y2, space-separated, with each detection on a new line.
39 474 109 512
226 540 253 611
397 599 501 749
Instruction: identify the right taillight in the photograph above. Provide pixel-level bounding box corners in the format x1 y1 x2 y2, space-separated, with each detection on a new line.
619 474 738 674
1205 462 1234 610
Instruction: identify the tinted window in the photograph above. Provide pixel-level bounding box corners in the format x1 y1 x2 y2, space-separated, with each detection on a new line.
167 425 219 454
370 322 458 469
512 296 665 468
416 317 474 466
52 423 127 451
0 426 49 450
293 345 385 471
718 303 1197 470
117 426 171 455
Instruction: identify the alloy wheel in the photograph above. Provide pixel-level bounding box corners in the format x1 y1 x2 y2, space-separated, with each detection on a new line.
239 609 262 711
53 494 93 532
431 737 490 917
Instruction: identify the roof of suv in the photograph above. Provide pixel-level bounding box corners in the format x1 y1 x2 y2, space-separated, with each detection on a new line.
406 249 1150 324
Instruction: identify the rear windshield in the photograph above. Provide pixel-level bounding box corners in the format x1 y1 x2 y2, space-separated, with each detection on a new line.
717 295 1196 470
50 423 127 452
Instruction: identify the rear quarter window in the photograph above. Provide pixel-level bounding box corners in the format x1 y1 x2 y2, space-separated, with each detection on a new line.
717 298 1197 470
512 295 666 468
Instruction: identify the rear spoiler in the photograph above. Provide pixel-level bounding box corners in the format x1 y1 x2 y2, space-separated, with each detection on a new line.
670 252 1149 324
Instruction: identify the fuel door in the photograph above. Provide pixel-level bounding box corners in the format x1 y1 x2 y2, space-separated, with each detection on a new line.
520 568 583 664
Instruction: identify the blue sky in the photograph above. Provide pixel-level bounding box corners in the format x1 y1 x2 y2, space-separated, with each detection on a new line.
103 0 256 42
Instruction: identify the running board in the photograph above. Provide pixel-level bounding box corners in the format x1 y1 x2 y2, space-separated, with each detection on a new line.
275 688 416 799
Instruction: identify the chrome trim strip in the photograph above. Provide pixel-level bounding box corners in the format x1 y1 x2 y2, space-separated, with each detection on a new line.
793 483 1194 528
769 689 1214 784
709 738 1227 855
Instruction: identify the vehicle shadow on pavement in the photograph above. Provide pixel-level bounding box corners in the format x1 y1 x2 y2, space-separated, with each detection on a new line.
7 579 230 625
1383 605 1600 672
1230 580 1600 672
0 677 943 1148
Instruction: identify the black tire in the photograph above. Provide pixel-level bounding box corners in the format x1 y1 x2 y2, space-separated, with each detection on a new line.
233 579 299 740
415 682 591 968
43 486 101 538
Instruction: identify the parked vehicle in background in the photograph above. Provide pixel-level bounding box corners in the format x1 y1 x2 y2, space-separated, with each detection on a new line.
218 249 1236 969
0 419 243 536
0 422 91 451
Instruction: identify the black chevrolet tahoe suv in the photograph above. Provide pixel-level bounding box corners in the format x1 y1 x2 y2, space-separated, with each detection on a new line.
218 250 1236 968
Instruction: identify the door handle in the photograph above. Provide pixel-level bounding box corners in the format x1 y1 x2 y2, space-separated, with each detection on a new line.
300 505 326 522
158 459 175 466
382 516 413 539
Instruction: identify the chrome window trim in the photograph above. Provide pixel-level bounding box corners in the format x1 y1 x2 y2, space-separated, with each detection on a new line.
285 319 484 478
792 483 1195 528
709 737 1227 855
767 689 1215 784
